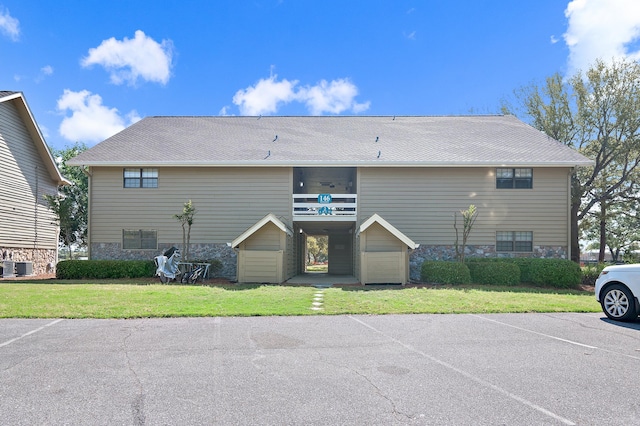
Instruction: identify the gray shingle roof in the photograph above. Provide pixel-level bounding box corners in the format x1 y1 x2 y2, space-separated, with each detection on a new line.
68 115 593 167
0 91 19 99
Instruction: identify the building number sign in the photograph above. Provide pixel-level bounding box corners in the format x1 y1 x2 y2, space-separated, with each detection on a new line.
318 194 333 215
318 194 332 204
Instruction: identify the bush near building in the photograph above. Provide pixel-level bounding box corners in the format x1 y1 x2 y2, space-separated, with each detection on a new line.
421 259 582 288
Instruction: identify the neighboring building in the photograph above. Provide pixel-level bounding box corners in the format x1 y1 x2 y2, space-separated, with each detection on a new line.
67 115 592 284
0 91 68 276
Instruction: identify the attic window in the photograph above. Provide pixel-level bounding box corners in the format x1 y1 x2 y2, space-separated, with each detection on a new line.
124 168 158 188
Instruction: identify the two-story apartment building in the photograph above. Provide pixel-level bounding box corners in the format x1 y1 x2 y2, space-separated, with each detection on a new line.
1 91 68 276
68 115 592 284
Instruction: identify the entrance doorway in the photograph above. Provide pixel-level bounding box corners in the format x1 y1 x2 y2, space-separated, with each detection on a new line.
296 224 355 276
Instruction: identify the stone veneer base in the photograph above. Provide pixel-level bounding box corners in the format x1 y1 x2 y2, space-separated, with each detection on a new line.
91 242 568 284
0 247 57 276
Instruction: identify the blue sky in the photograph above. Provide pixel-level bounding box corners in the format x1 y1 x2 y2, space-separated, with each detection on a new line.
1 0 639 150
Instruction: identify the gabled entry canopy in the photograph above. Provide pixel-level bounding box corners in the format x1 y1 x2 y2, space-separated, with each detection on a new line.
231 213 292 248
359 213 419 250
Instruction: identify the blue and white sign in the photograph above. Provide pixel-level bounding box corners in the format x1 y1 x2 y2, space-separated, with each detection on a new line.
318 194 332 204
318 206 333 215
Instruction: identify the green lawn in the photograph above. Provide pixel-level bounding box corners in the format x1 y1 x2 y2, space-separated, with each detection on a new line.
0 280 601 318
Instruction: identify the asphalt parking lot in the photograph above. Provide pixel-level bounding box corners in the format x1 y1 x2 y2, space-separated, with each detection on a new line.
1 313 639 425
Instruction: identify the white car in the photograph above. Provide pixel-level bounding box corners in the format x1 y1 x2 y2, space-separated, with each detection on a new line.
595 264 640 321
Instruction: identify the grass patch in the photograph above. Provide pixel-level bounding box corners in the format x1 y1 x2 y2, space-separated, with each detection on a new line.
306 264 328 273
0 280 600 318
322 286 599 315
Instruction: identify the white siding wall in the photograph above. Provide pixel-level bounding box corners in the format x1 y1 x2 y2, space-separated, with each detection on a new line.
0 101 58 250
89 166 292 245
358 167 570 247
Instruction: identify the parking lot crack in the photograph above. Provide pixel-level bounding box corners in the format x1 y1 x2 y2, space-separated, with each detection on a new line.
122 323 146 426
352 368 414 421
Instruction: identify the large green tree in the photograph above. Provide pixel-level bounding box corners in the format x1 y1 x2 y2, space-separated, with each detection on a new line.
503 59 640 262
44 142 89 259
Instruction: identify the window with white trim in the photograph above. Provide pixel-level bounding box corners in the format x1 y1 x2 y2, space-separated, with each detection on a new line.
496 168 532 189
123 229 157 250
124 168 158 188
496 231 533 252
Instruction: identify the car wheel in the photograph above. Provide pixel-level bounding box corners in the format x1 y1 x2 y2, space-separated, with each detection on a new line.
601 284 637 321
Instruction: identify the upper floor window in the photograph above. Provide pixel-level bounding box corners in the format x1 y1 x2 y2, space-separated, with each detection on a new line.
496 168 532 189
124 168 158 188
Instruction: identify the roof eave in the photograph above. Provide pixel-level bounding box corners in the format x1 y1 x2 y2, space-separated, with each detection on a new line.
66 160 595 168
1 92 69 185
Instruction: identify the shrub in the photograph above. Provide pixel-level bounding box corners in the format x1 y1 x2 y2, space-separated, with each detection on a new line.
421 261 471 285
529 259 582 288
581 263 607 286
466 261 520 286
208 259 223 277
57 260 156 279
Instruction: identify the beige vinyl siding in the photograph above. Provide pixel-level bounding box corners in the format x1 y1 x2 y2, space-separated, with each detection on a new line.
360 252 405 284
237 224 287 283
0 101 58 249
89 166 292 245
237 250 283 283
361 222 404 251
359 221 409 284
358 167 570 247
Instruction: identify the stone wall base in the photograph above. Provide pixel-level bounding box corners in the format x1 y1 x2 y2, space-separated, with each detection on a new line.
1 247 57 276
91 243 237 280
409 245 568 282
91 242 567 284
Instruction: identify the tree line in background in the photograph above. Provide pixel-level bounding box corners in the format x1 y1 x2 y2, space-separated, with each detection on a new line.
45 142 88 260
49 59 640 264
503 58 640 263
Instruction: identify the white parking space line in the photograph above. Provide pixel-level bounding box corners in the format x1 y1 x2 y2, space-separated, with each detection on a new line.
473 314 640 361
471 314 597 349
0 319 64 348
349 315 576 426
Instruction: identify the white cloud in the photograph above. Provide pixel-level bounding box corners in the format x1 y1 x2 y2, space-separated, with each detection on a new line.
232 75 370 116
218 106 232 116
233 76 299 115
0 7 19 41
563 0 640 76
299 79 370 115
35 65 54 83
57 89 140 143
81 30 173 86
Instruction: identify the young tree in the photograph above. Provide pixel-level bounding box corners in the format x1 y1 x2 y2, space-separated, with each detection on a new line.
503 59 640 262
454 204 477 263
44 142 88 259
174 200 197 262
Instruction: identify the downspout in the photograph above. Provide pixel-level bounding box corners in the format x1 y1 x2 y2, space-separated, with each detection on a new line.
567 168 572 262
81 166 93 259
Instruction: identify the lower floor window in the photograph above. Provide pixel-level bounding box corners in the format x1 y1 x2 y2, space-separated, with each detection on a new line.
496 231 533 252
123 229 157 250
